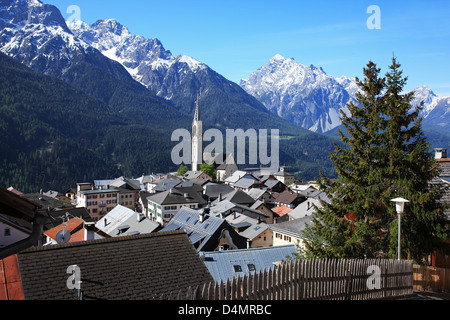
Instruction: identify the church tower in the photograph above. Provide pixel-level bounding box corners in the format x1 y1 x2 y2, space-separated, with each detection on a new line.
191 90 203 172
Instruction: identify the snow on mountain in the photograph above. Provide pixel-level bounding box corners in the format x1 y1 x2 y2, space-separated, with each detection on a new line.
240 54 355 133
240 55 449 133
68 19 207 98
0 0 106 78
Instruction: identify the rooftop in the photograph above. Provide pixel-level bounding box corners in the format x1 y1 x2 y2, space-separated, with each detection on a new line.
200 245 298 283
6 230 214 300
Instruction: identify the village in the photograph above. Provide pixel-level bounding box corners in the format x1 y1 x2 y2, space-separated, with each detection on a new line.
0 99 450 300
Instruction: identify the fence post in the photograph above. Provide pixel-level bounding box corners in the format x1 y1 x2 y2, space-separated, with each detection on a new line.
345 266 353 301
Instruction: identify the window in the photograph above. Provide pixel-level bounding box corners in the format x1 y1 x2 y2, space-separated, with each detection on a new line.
4 228 11 236
247 264 256 272
233 265 242 272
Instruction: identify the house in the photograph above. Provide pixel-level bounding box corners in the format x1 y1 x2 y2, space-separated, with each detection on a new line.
272 189 305 209
0 230 214 300
245 188 276 207
260 175 287 193
160 207 247 252
269 215 313 249
183 170 213 182
213 189 256 207
45 207 94 231
20 192 75 212
203 183 234 202
288 197 324 220
224 213 272 248
152 179 195 193
95 205 136 236
109 177 141 210
215 153 239 182
209 199 273 224
232 175 266 192
200 245 298 283
0 187 45 260
76 188 119 221
250 200 278 222
274 167 295 186
109 211 161 237
144 174 181 193
272 205 293 223
0 213 32 249
44 217 104 245
65 188 76 201
146 186 207 225
291 184 318 196
223 170 250 186
43 190 72 203
429 148 450 268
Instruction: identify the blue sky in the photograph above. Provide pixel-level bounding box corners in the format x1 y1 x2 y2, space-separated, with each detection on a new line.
46 0 450 96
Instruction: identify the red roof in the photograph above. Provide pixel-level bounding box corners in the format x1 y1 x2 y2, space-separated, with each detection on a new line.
44 217 85 242
0 255 24 300
272 205 293 217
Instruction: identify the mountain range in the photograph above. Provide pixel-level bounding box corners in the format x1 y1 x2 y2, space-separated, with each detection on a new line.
0 0 447 193
0 0 340 192
240 54 450 136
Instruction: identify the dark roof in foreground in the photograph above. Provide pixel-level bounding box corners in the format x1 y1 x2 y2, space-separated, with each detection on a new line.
16 230 213 300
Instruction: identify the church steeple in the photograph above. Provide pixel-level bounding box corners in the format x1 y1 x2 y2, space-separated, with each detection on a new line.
193 89 201 123
191 89 203 172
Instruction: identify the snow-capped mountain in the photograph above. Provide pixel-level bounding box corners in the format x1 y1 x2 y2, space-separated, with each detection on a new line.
67 18 273 121
412 86 450 129
240 54 355 133
240 55 449 133
0 0 131 81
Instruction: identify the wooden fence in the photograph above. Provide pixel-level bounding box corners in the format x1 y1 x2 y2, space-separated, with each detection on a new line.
159 259 414 300
413 265 450 292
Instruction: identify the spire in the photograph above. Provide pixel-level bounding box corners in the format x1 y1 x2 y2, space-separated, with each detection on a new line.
194 89 201 122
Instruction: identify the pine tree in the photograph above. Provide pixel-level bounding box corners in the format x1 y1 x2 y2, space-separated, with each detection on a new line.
302 58 449 262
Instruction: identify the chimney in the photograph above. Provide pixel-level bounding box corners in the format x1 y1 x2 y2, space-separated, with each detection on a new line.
137 212 145 222
84 222 95 241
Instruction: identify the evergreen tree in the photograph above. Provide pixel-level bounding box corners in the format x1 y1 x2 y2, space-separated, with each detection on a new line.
303 58 449 262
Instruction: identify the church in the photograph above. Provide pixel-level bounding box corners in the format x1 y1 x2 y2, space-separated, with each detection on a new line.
191 91 238 181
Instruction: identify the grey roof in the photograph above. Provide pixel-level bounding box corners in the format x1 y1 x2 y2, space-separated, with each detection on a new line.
200 245 298 283
245 188 268 200
109 177 141 190
214 189 255 206
288 198 322 220
233 176 261 189
209 200 269 219
16 230 214 299
95 205 136 235
225 214 268 240
224 170 250 184
78 189 118 195
204 183 234 199
153 179 194 192
115 214 161 236
268 215 313 239
147 186 206 206
159 207 226 251
20 193 74 210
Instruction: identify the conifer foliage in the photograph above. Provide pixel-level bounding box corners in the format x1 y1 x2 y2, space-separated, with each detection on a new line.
303 57 449 263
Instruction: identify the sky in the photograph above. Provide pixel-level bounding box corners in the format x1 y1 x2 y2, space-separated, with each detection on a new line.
45 0 450 96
